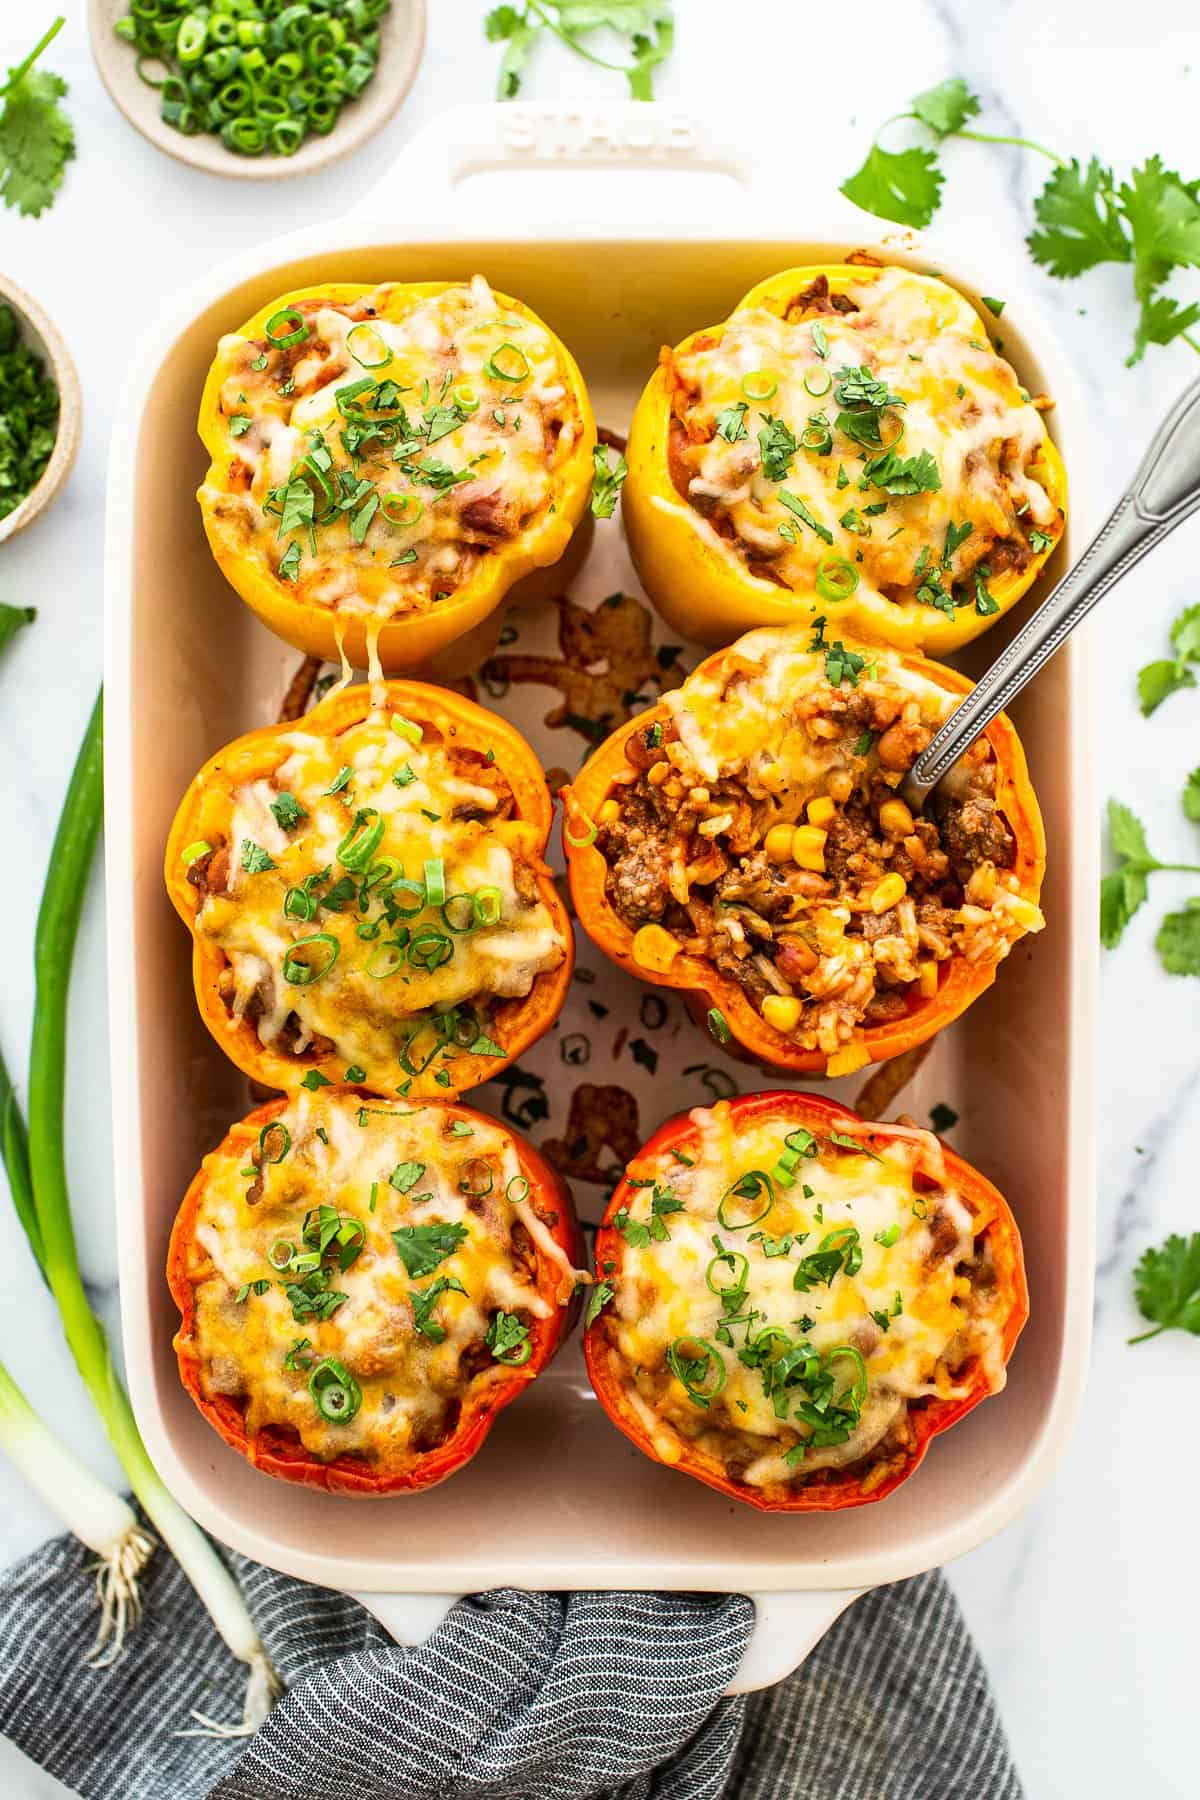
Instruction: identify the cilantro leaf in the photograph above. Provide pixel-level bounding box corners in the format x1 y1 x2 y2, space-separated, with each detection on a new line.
1101 798 1200 947
1027 158 1130 278
591 444 628 518
410 1275 469 1342
861 449 941 497
1130 1233 1200 1342
714 401 748 442
911 78 980 138
1129 293 1200 365
486 1310 532 1363
1137 659 1196 716
489 4 675 101
1170 603 1200 662
840 142 943 230
392 1221 469 1278
1119 157 1200 364
1156 897 1200 975
1184 768 1200 824
1136 603 1200 714
584 1280 615 1326
0 30 75 220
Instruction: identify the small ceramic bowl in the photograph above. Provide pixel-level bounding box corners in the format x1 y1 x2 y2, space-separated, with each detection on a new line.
0 275 82 547
87 0 427 181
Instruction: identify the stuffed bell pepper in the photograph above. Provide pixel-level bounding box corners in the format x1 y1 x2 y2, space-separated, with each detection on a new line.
198 275 596 672
170 1089 584 1493
584 1092 1027 1511
623 263 1066 653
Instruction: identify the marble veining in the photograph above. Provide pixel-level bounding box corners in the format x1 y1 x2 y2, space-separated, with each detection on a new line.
1 3 1197 1796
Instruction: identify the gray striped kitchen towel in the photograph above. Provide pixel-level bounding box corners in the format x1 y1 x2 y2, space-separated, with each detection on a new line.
0 1521 1022 1799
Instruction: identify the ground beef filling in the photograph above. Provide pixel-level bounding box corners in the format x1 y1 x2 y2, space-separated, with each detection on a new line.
597 686 1021 1054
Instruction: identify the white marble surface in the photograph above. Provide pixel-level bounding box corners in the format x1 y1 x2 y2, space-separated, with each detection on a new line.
1 1 1198 1794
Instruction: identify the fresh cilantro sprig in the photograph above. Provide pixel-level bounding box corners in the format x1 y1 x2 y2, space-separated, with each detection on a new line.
1129 1233 1200 1343
841 78 1200 366
1100 799 1200 949
0 18 74 219
591 443 628 517
1136 603 1200 715
486 4 675 102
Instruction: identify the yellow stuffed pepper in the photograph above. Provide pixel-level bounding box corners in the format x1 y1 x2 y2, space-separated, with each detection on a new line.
198 276 596 674
623 264 1066 655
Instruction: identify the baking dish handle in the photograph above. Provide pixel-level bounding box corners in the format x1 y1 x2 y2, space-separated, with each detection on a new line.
346 101 857 232
348 1584 866 1694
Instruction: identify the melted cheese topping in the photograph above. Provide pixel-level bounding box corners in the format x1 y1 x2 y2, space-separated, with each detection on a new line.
179 1093 578 1467
667 630 954 788
200 275 581 622
193 700 565 1088
666 267 1059 610
605 1103 1004 1490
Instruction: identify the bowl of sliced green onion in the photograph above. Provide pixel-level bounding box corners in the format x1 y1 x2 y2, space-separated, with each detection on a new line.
88 0 426 179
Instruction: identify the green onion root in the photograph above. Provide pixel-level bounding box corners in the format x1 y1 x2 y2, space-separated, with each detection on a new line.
0 1357 154 1665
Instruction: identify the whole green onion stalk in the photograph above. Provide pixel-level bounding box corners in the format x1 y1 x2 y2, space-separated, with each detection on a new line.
4 690 279 1728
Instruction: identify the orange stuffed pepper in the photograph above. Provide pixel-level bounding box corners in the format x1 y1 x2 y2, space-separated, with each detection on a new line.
584 1091 1027 1511
198 275 596 673
623 263 1066 654
563 624 1044 1080
170 1090 584 1494
166 680 572 1099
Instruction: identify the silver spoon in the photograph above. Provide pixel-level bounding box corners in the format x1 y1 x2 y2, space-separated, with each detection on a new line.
901 377 1200 813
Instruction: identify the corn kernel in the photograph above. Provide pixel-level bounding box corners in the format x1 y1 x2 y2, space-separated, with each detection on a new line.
647 761 670 787
878 798 914 838
761 994 802 1034
870 872 908 914
758 761 785 794
827 770 854 803
792 825 827 871
826 1043 871 1078
632 924 681 972
764 824 795 863
807 795 836 827
597 798 620 825
1004 894 1045 932
917 959 939 998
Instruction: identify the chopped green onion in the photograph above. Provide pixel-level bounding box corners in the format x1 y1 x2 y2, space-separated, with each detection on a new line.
485 343 530 383
717 1170 774 1231
308 1357 362 1424
407 928 453 972
391 714 423 743
181 839 212 865
815 557 860 603
423 857 446 908
506 1175 531 1204
707 1007 731 1044
441 894 475 934
282 933 339 985
382 493 423 527
564 812 597 849
472 886 503 927
804 368 832 397
337 809 384 871
264 307 308 348
666 1337 726 1408
345 323 391 369
741 371 777 401
258 1121 291 1165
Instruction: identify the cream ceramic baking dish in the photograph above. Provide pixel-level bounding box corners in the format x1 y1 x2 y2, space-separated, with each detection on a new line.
104 103 1098 1692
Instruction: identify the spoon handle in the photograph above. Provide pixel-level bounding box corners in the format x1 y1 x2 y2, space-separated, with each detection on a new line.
906 376 1200 799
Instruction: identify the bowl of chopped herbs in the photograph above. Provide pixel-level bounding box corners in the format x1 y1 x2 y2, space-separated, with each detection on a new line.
88 0 426 179
0 277 80 547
